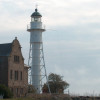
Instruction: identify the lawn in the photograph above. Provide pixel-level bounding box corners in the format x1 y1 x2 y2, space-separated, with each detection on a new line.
3 98 35 100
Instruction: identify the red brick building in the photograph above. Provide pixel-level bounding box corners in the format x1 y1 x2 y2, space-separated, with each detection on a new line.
0 37 28 97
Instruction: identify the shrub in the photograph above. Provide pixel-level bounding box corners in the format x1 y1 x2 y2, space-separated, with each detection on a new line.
28 84 36 93
0 84 13 98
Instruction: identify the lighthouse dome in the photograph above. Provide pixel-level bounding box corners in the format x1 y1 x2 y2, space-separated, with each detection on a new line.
31 8 42 17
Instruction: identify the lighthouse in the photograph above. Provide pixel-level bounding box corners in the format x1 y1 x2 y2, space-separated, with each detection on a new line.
27 8 49 93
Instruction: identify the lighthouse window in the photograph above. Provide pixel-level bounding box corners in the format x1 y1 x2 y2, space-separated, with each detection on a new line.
31 18 34 22
34 17 38 21
38 18 41 21
34 17 41 22
31 17 41 22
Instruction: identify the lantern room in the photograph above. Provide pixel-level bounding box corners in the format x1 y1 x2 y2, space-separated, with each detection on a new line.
31 8 42 22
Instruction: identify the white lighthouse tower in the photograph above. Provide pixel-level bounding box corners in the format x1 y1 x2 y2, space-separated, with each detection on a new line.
27 8 49 93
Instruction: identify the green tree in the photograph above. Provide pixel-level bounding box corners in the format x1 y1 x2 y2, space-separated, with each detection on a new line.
28 84 36 93
0 84 13 98
42 73 69 93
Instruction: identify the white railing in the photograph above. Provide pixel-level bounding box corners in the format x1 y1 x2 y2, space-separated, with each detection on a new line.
27 24 45 30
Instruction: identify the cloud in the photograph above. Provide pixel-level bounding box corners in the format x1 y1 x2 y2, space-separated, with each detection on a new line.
0 0 100 31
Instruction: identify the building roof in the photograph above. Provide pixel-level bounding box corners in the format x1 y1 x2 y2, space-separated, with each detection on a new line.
0 43 12 56
31 8 42 17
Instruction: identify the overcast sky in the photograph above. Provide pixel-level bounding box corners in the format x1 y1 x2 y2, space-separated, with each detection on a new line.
0 0 100 95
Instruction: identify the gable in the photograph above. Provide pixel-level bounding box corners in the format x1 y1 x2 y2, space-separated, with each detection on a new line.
0 38 24 65
10 38 24 61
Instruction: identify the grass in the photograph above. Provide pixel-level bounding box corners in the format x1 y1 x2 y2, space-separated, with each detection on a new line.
2 97 35 100
2 94 100 100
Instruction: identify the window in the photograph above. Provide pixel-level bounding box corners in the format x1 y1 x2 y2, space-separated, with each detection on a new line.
10 70 13 80
20 88 23 94
20 71 22 80
15 71 18 80
16 88 18 96
31 18 34 22
14 55 19 62
31 17 41 22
